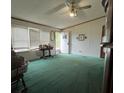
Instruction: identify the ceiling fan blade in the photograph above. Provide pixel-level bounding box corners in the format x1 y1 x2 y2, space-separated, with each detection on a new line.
46 3 65 15
65 0 82 3
65 1 71 7
65 0 82 7
78 5 91 10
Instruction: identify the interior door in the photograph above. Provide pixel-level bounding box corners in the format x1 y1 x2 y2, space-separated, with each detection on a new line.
61 31 71 54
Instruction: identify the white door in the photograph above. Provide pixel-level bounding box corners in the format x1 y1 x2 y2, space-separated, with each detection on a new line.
61 31 71 54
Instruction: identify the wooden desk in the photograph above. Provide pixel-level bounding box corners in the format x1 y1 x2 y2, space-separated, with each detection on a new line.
39 47 53 59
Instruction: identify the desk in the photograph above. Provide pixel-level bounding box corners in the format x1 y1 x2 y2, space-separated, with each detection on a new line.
39 46 53 59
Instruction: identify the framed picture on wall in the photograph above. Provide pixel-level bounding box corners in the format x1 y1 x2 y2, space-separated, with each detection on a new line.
50 31 55 41
76 34 87 41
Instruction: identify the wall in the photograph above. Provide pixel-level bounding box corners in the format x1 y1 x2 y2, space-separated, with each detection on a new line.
62 17 105 57
12 18 59 61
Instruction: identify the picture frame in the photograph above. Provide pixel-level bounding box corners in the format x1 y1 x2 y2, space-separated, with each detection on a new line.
76 34 87 41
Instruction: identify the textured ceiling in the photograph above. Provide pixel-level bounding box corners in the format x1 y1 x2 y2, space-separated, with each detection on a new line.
11 0 105 29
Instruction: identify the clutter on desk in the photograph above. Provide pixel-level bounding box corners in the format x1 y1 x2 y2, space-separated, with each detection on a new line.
39 44 53 49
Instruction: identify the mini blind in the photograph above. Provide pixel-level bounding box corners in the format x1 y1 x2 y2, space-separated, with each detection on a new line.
12 26 29 49
29 28 40 49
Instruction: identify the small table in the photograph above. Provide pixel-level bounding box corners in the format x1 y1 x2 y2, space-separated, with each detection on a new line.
39 46 53 59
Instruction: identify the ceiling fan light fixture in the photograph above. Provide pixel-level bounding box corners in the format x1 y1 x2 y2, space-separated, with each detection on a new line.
69 10 77 17
70 12 75 17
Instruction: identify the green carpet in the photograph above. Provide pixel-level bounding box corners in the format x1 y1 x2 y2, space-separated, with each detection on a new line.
23 54 104 93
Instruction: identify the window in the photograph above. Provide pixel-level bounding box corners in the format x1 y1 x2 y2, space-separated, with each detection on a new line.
12 26 29 52
29 28 40 49
11 26 50 52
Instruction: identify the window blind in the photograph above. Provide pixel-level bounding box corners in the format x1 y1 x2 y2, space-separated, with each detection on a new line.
12 26 29 50
29 28 40 49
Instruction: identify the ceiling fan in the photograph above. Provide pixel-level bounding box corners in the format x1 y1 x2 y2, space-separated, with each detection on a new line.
46 0 92 17
65 0 92 17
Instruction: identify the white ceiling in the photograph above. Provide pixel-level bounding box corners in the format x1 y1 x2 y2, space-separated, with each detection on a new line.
11 0 105 29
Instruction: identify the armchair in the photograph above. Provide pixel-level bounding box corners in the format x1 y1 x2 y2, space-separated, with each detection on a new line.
11 50 28 93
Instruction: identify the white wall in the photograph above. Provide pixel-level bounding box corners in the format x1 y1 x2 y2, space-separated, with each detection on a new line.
11 18 59 60
63 17 105 57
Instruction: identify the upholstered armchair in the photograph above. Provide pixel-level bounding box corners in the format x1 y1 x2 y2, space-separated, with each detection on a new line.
11 50 28 92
